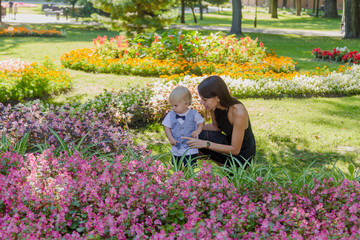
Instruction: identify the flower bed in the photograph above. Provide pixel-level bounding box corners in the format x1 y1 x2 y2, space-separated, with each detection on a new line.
0 58 72 102
312 47 360 64
1 150 360 239
167 65 360 98
0 26 63 37
60 32 297 80
0 102 145 156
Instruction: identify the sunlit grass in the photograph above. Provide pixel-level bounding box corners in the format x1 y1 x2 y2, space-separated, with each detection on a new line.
17 4 42 15
49 69 157 105
178 6 342 31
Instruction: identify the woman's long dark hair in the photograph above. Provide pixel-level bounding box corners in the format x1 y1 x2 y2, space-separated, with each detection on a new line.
198 75 240 108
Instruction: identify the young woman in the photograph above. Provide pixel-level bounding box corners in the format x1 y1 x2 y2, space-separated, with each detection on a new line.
182 75 256 167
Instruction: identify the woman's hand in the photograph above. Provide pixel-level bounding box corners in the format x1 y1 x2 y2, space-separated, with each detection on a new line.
182 137 207 149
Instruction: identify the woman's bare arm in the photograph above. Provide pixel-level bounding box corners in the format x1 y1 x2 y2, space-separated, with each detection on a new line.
183 104 248 155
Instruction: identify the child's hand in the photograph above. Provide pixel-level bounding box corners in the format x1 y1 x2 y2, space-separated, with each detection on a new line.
191 130 200 138
169 138 179 146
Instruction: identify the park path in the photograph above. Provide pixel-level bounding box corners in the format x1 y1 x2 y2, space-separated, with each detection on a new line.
2 13 344 37
171 24 344 37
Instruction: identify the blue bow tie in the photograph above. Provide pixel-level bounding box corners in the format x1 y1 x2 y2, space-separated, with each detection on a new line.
176 114 185 120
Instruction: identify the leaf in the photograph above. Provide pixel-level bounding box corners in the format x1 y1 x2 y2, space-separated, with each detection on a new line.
15 131 31 154
48 127 72 156
348 164 355 178
70 220 80 229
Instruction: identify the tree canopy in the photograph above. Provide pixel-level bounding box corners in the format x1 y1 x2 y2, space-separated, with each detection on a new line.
90 0 177 34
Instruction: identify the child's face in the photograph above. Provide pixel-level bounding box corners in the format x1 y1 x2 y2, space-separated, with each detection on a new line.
171 101 189 114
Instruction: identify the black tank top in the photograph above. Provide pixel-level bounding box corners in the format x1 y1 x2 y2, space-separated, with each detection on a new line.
214 106 256 159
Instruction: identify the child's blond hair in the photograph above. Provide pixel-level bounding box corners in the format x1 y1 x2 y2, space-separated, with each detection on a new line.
169 86 192 105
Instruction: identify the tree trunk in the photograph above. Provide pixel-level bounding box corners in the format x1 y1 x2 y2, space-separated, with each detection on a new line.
315 0 320 16
340 0 345 31
323 0 338 17
269 0 272 13
283 0 287 8
344 0 360 38
198 0 203 20
296 0 301 15
230 0 242 35
271 0 278 18
313 0 315 13
0 0 2 23
191 7 197 23
181 0 185 23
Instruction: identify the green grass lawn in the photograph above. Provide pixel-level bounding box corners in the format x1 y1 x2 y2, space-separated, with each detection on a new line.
179 6 342 32
17 5 43 15
1 22 359 174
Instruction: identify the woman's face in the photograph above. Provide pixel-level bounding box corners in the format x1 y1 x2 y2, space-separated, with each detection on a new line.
199 96 220 111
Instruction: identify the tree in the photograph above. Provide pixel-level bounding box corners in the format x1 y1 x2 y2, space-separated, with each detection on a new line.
90 0 177 34
185 0 198 23
315 0 320 17
344 0 360 38
271 0 278 18
323 0 338 18
181 0 185 23
0 0 2 23
230 0 242 35
283 0 287 8
62 0 78 13
296 0 301 16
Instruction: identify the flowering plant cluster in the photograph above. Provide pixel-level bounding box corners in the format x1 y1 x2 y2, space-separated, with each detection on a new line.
164 65 360 98
1 149 360 239
70 87 155 127
61 49 296 79
0 58 72 102
92 31 267 64
0 101 144 155
0 26 63 37
312 47 360 64
0 58 30 72
61 32 296 80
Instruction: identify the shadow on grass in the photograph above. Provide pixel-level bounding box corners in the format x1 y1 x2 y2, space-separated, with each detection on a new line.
255 132 358 173
312 96 360 122
182 11 341 31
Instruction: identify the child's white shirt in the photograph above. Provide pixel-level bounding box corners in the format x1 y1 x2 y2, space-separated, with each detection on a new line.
162 109 204 156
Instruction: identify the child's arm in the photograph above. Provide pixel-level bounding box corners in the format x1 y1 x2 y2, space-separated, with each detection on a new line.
164 126 179 146
191 122 205 138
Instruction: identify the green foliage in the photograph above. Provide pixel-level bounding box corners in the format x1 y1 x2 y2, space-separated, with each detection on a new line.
70 87 156 127
90 0 178 34
0 58 72 102
206 0 228 10
0 131 31 155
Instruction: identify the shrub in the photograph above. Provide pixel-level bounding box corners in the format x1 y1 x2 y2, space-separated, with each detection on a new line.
0 101 144 156
312 47 360 65
0 58 72 102
92 31 267 64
